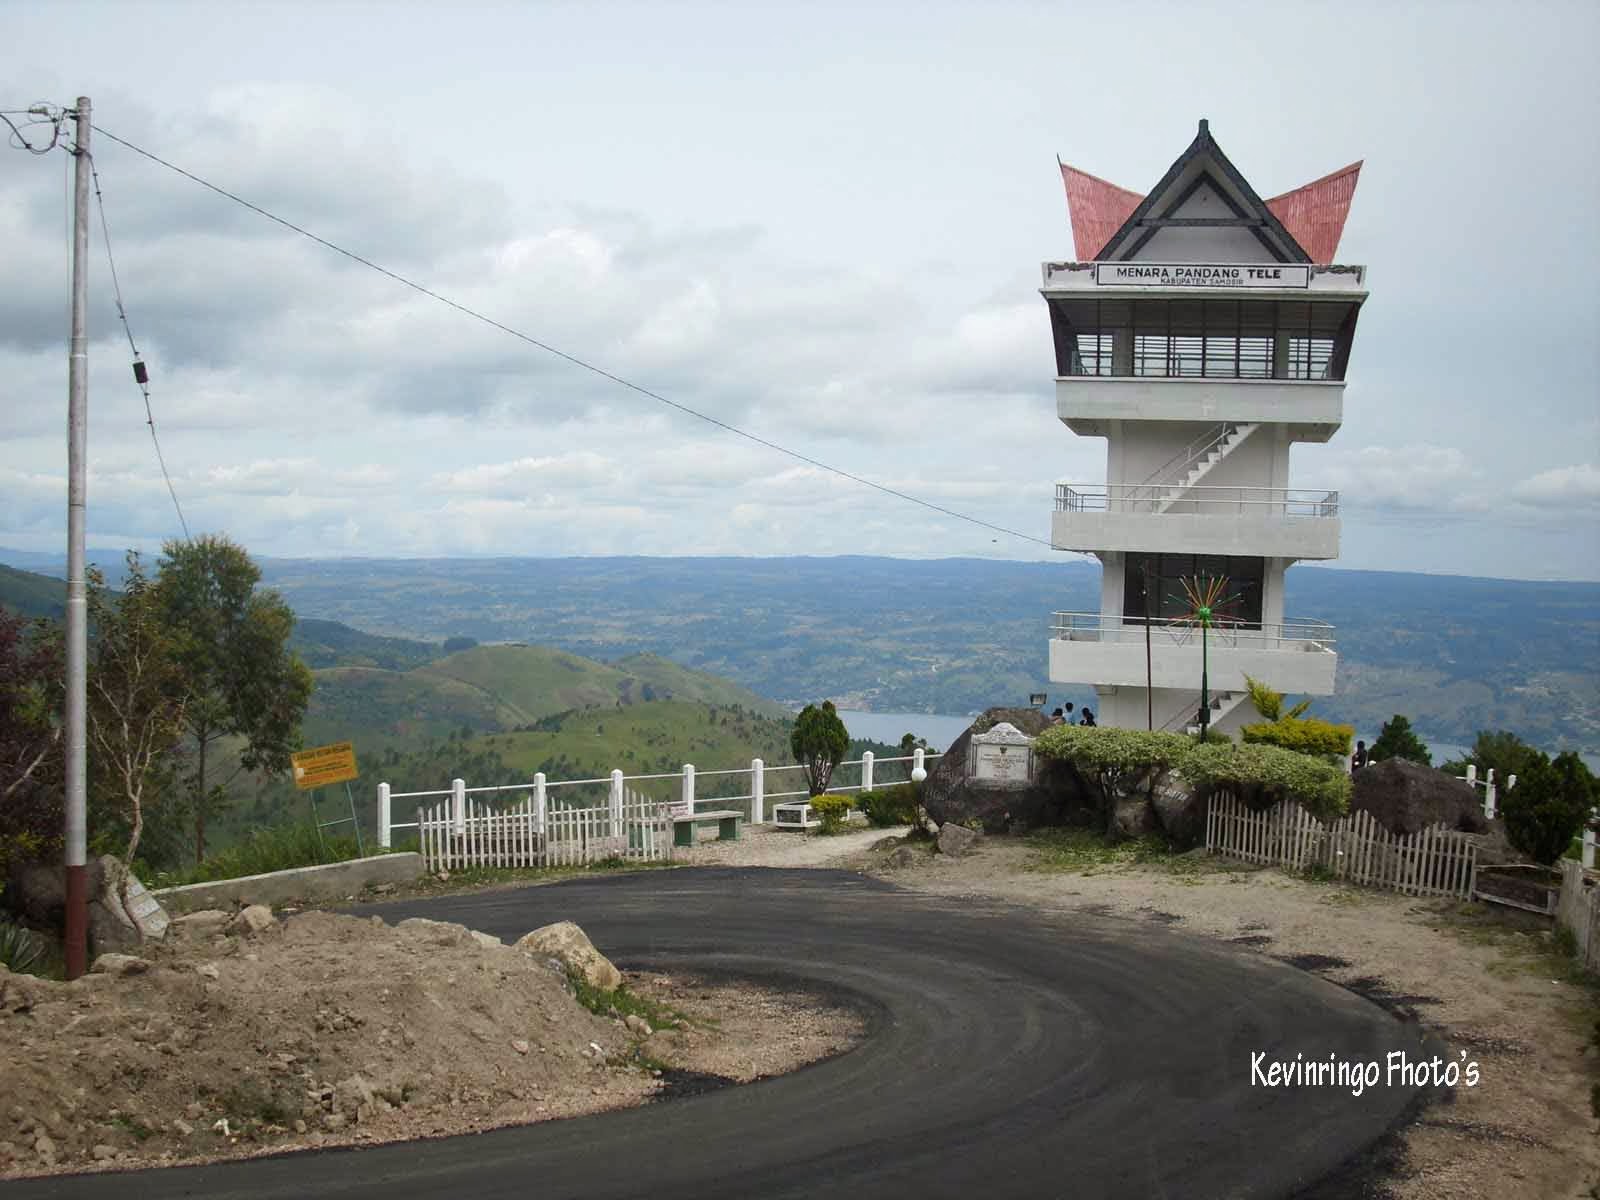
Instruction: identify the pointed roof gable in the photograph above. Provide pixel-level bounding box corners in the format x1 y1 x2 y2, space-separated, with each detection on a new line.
1265 161 1362 266
1057 121 1362 264
1058 162 1143 262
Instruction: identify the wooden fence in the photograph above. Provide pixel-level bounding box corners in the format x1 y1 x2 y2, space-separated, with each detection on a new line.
1205 792 1478 900
418 788 668 871
1558 860 1600 973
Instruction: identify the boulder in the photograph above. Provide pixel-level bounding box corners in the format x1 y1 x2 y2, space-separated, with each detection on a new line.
171 909 232 936
937 822 981 857
89 953 150 977
225 905 275 937
1108 789 1160 840
922 707 1068 832
515 921 622 992
1352 760 1490 837
885 846 918 870
1152 779 1209 849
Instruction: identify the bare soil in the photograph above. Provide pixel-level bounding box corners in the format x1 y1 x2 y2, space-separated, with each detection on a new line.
847 833 1600 1200
0 908 864 1179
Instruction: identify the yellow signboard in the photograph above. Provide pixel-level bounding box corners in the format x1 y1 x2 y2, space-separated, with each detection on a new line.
290 741 359 791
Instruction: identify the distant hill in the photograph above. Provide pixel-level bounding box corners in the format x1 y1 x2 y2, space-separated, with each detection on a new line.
0 563 67 620
239 555 1600 753
291 618 441 671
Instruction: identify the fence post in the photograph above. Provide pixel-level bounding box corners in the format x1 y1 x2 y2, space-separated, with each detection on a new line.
533 772 547 835
451 778 466 837
751 758 764 825
378 782 392 849
682 763 696 814
1485 769 1497 819
610 769 624 842
1585 825 1596 871
1466 764 1477 785
861 751 874 795
911 747 927 783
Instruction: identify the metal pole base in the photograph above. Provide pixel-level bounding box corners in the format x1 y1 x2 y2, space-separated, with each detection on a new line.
64 863 88 979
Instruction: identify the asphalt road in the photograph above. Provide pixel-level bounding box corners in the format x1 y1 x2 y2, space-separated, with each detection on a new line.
7 868 1433 1199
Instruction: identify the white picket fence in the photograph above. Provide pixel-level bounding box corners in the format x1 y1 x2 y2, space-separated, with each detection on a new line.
1206 792 1478 899
417 787 667 871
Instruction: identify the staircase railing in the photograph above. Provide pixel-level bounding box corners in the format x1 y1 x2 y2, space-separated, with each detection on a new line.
1126 422 1234 503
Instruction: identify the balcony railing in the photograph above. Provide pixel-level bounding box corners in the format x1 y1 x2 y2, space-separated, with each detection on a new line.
1049 611 1337 651
1055 484 1339 518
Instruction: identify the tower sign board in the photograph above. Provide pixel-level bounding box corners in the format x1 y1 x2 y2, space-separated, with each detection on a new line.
1094 263 1310 289
967 723 1036 788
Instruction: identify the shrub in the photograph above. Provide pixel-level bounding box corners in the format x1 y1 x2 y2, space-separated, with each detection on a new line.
809 793 853 834
0 921 48 976
1033 726 1192 774
151 823 365 888
1370 714 1430 766
1501 751 1595 866
1240 716 1354 758
1175 741 1351 821
857 784 921 828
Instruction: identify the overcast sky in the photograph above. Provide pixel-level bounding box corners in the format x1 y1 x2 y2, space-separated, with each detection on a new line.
3 1 1597 582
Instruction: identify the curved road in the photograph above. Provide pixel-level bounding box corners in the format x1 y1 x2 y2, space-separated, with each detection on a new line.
8 868 1431 1199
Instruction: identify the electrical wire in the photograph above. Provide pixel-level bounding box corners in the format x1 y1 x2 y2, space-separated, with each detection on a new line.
85 147 192 541
90 123 1066 552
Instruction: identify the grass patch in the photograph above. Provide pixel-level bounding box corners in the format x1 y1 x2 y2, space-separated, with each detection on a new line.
1024 829 1232 877
151 823 370 888
566 974 695 1033
112 1113 156 1142
391 856 677 899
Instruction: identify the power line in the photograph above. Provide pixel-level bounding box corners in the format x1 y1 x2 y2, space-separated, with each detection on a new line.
90 123 1064 552
86 147 192 541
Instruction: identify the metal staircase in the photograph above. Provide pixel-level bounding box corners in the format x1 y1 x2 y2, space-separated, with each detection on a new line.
1128 422 1261 512
1157 689 1250 733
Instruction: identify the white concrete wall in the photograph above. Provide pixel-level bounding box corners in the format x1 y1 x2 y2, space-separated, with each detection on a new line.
1050 635 1337 696
1059 377 1343 438
1094 686 1259 735
1133 182 1281 263
1053 510 1340 560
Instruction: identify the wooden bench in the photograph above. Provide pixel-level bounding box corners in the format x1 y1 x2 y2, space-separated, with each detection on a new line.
671 809 743 847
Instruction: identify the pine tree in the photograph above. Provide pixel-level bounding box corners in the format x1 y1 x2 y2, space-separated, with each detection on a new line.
1369 714 1431 766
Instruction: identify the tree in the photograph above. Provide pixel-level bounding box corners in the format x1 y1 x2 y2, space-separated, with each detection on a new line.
791 700 849 797
1369 715 1431 766
86 554 189 920
1443 730 1544 786
1239 675 1350 758
0 610 63 870
155 535 313 865
1501 751 1595 866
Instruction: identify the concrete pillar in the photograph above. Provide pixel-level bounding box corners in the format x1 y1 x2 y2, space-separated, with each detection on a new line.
751 758 764 825
912 748 927 783
610 769 624 840
378 782 391 849
682 763 696 813
533 772 547 834
861 751 874 795
451 778 466 837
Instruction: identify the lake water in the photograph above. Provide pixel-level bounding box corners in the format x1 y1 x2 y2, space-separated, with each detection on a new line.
837 710 1598 770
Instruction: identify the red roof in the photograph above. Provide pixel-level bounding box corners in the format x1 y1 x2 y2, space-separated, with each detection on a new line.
1265 162 1363 266
1059 162 1143 261
1059 158 1362 264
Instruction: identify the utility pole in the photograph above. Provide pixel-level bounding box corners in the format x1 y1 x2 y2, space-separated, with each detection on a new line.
64 96 91 980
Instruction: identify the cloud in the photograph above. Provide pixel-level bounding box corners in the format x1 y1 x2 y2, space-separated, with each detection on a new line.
1510 463 1600 508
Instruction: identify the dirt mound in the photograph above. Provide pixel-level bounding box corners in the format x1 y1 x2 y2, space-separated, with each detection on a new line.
1351 759 1489 837
0 908 859 1177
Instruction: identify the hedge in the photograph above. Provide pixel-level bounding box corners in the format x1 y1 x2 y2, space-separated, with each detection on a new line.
809 792 853 834
1240 716 1354 758
856 784 920 828
1033 726 1192 775
1176 741 1351 820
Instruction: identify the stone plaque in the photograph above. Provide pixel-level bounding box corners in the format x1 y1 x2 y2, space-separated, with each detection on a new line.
967 722 1036 789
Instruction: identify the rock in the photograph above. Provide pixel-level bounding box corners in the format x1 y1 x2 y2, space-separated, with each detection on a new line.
322 1113 348 1131
1151 780 1208 849
397 917 475 947
33 1133 55 1160
333 1075 375 1120
171 910 231 935
624 1014 652 1037
195 962 221 981
1108 789 1160 840
89 953 149 977
292 1119 307 1134
226 905 275 937
172 1118 193 1136
469 931 503 950
8 856 167 956
1352 760 1490 837
91 1144 115 1161
870 835 904 851
937 822 981 857
921 707 1075 832
514 922 622 992
887 847 918 869
511 1039 530 1055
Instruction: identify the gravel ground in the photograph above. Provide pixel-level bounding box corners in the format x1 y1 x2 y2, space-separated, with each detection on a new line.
670 823 906 868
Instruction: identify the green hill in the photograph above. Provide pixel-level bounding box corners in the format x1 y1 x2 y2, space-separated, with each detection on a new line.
291 618 442 671
0 564 67 619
